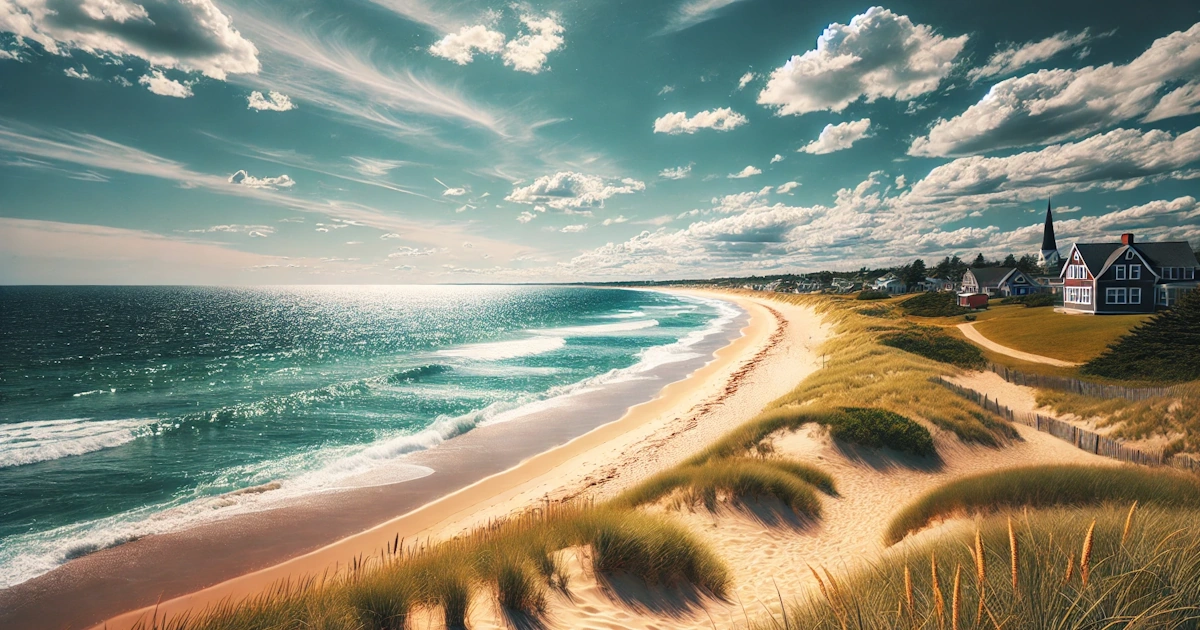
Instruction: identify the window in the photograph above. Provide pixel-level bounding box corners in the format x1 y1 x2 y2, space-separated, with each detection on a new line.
1115 265 1126 280
1065 287 1092 305
1130 288 1141 304
1074 251 1081 262
1106 287 1128 304
1187 268 1196 280
1130 265 1141 280
1160 287 1169 306
1066 264 1088 279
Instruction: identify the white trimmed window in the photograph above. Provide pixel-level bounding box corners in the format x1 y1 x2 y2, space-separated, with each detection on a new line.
1065 287 1092 304
1106 287 1128 304
1160 287 1169 306
1130 288 1142 304
1187 268 1196 280
1130 265 1141 280
1115 265 1126 280
1066 264 1088 279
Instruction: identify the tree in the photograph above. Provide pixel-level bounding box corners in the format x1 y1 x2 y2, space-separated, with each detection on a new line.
1017 254 1040 274
904 259 928 286
1083 288 1200 382
932 256 952 279
1002 254 1018 268
971 253 987 268
818 271 834 285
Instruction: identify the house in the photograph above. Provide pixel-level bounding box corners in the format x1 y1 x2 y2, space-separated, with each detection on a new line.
872 272 907 293
960 267 1041 297
958 292 989 309
1059 233 1199 314
831 278 860 293
919 277 956 292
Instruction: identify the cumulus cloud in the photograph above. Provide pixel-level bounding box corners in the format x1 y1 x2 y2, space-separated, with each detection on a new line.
517 211 537 223
911 23 1200 157
905 127 1200 209
801 118 872 154
967 29 1094 82
138 70 192 98
737 71 755 90
247 90 296 111
659 164 693 179
560 224 587 233
653 108 747 134
728 165 761 178
429 24 506 64
776 181 800 194
63 66 94 80
757 7 966 116
770 154 784 164
228 169 295 189
506 172 646 210
388 246 439 257
503 14 564 74
0 0 259 79
602 215 629 226
894 174 907 189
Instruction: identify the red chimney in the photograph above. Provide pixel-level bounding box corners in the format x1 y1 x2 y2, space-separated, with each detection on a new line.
1121 233 1135 245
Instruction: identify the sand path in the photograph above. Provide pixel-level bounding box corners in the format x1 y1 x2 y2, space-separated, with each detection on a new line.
957 322 1082 367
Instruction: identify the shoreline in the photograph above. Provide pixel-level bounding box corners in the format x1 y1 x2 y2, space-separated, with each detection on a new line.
0 289 803 630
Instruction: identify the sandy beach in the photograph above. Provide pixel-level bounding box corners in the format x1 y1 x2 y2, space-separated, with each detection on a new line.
0 289 814 630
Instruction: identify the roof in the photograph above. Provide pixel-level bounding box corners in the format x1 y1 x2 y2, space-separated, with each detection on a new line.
1071 243 1121 275
1136 242 1199 268
1041 201 1057 252
968 267 1016 287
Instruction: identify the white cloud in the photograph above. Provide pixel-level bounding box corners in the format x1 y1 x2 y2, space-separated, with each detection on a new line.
187 224 276 237
737 71 755 90
560 224 587 233
138 70 192 98
757 7 966 116
653 108 747 134
659 164 693 179
443 187 467 196
602 215 629 226
0 0 259 80
661 0 748 34
1145 81 1200 123
429 24 506 65
502 14 564 74
905 127 1200 210
247 90 296 111
776 181 800 194
228 170 295 189
658 85 675 95
728 165 761 179
63 66 94 80
506 171 646 210
967 29 1094 82
517 211 537 223
348 157 410 177
801 118 872 154
911 23 1200 157
894 174 907 189
380 233 401 239
770 154 784 164
388 246 440 258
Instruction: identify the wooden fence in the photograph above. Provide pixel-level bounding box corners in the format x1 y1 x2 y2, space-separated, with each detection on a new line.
985 362 1174 401
939 378 1200 475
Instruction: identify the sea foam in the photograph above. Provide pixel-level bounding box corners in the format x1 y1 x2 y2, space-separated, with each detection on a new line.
0 418 156 469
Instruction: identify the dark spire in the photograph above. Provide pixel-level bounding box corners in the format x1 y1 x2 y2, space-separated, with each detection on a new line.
1041 199 1057 252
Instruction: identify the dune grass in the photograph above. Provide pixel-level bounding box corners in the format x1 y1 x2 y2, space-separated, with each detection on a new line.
755 293 1017 447
133 503 729 630
880 327 986 370
1036 384 1200 455
611 458 828 519
900 291 970 317
884 464 1200 544
763 505 1200 630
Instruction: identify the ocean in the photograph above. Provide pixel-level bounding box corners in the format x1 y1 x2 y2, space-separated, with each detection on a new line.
0 285 740 589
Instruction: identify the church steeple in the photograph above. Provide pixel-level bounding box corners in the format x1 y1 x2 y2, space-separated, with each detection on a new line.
1038 200 1061 272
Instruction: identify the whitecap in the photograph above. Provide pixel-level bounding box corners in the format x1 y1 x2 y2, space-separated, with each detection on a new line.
0 418 156 468
436 336 565 360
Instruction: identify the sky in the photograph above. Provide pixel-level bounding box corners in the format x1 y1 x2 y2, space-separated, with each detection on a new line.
0 0 1198 284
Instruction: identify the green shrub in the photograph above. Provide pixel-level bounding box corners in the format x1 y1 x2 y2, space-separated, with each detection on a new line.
900 291 970 317
1084 288 1200 382
885 464 1200 544
764 506 1200 630
879 326 986 369
829 407 936 457
1001 292 1056 307
856 290 892 300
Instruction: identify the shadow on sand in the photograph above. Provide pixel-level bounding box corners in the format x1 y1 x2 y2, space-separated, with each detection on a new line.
832 440 944 472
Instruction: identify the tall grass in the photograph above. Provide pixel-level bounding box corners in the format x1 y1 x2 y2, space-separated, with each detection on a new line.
611 458 827 518
132 503 729 630
763 506 1200 630
885 464 1200 544
758 293 1016 446
1036 383 1200 455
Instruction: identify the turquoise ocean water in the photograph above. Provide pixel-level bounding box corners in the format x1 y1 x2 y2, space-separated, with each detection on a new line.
0 286 738 589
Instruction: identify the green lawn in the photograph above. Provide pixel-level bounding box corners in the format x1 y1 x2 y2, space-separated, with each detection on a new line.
971 305 1149 363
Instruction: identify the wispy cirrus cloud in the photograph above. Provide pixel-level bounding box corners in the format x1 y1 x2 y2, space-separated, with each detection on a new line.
660 0 749 34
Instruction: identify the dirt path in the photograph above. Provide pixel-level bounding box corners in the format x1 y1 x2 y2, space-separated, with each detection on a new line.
957 322 1082 367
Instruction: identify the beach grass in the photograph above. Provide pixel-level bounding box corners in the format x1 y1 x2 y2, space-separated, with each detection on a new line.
884 464 1200 544
761 505 1200 630
1035 383 1200 455
611 457 828 518
131 503 729 630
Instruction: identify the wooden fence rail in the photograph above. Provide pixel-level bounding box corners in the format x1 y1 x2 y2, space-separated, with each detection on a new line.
985 363 1174 401
939 378 1200 475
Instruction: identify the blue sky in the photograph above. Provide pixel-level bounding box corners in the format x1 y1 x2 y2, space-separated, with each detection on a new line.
0 0 1198 283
